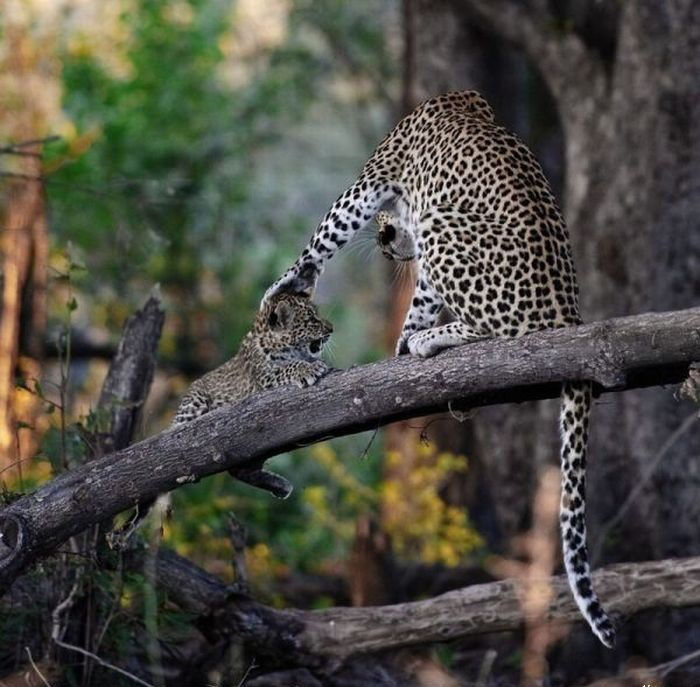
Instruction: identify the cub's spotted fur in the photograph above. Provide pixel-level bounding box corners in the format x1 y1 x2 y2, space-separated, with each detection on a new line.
173 292 332 424
265 91 614 647
110 293 332 546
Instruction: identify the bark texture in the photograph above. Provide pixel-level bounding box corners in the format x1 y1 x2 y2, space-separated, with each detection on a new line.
145 549 700 667
96 291 165 454
415 0 700 665
0 307 698 591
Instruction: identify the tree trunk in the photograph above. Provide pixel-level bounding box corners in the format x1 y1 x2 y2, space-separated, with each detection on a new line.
407 0 700 670
0 21 52 480
564 0 700 664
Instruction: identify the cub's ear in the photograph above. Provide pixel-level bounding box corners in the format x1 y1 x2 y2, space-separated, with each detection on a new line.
269 300 293 329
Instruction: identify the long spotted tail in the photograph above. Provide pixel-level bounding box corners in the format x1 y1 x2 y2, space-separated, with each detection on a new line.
559 381 616 648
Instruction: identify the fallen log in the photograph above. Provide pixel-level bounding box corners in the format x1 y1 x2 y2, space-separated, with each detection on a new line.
153 550 700 665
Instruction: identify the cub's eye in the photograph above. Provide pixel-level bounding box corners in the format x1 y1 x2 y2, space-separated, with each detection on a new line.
309 340 321 354
379 224 396 246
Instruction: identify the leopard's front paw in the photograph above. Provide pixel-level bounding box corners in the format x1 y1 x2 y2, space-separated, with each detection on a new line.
293 360 330 388
262 261 320 307
406 331 443 358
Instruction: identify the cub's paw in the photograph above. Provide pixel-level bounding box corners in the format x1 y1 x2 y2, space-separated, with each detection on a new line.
293 360 330 388
406 331 443 359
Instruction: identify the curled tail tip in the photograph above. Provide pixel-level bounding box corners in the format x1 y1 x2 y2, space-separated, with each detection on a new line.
571 573 617 648
573 572 616 647
595 618 616 648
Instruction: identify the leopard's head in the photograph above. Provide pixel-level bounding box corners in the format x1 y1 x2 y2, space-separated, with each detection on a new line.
258 292 332 358
376 211 416 262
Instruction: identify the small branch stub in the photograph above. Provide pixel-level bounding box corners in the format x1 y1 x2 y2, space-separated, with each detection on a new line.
0 514 25 567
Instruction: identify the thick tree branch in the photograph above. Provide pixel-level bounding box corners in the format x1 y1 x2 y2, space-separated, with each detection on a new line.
0 307 699 590
151 551 700 666
295 556 700 661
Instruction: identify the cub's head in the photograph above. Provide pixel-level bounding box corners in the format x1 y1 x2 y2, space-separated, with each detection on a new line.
376 211 416 262
258 292 332 357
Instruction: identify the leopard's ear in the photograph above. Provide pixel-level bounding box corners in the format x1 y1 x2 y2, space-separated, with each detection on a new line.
269 300 293 329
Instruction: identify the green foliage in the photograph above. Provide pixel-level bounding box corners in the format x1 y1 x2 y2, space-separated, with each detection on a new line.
46 0 395 368
165 434 384 583
32 0 400 593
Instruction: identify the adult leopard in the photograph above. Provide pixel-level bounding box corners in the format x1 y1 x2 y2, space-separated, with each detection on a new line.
264 90 615 647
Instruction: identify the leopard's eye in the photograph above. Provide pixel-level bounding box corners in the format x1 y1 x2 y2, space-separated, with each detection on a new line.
379 224 396 246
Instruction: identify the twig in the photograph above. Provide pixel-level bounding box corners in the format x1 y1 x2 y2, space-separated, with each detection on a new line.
0 455 36 478
0 171 44 182
0 150 42 158
358 427 379 460
0 136 61 151
228 513 249 594
51 574 82 645
51 637 155 687
592 410 699 564
475 650 497 687
655 646 700 678
92 555 124 662
236 659 257 686
584 646 700 686
24 647 51 687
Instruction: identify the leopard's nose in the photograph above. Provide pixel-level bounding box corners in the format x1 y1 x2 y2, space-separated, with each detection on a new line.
378 224 396 246
323 319 334 334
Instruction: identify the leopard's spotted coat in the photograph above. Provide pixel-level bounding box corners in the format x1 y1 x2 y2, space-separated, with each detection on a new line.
265 91 615 647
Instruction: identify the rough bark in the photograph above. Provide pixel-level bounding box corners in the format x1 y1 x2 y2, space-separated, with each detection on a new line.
454 0 700 666
0 307 698 591
8 544 698 683
297 556 700 661
147 549 700 667
95 291 165 454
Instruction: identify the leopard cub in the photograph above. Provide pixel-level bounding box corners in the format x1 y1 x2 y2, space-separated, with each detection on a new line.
173 292 333 424
108 293 332 548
